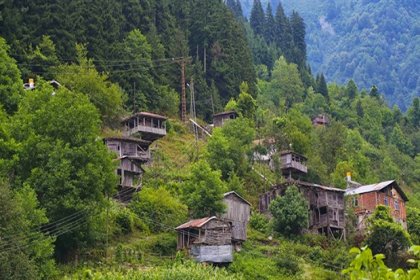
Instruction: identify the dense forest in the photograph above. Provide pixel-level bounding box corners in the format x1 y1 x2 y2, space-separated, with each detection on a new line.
0 0 419 279
238 0 420 110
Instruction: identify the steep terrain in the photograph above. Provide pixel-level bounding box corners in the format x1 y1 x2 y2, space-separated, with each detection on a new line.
240 0 420 110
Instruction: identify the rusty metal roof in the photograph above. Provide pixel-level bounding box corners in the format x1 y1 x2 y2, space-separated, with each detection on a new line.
121 112 168 122
224 191 251 206
345 180 408 201
175 216 217 230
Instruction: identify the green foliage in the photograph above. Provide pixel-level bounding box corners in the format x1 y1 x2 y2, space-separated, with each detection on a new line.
182 160 226 218
56 44 126 128
0 36 23 114
207 118 255 179
0 181 56 280
249 212 270 234
65 261 243 280
5 84 117 257
269 185 308 237
343 246 420 280
365 206 412 266
130 187 187 233
407 207 420 245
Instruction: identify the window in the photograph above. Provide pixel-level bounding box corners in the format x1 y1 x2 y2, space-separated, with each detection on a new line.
352 197 358 207
394 199 400 210
320 207 327 215
384 196 389 206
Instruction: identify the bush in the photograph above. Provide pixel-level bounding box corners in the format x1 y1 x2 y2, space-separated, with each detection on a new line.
275 253 301 276
249 212 270 234
115 208 135 234
130 187 188 233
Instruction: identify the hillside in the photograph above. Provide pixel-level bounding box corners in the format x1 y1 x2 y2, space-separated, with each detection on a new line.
0 1 420 279
240 0 420 110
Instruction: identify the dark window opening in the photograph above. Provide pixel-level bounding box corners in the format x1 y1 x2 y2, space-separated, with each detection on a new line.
320 206 327 215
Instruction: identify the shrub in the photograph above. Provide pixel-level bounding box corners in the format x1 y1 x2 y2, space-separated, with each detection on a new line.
249 212 270 234
130 187 188 233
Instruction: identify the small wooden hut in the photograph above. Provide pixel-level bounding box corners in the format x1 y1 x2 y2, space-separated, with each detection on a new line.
213 111 238 127
312 114 329 126
176 217 233 263
222 191 251 248
121 112 167 141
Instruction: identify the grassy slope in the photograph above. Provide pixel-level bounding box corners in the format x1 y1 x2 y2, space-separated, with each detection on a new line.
62 121 350 279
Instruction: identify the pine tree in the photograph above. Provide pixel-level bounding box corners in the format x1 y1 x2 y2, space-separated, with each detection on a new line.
316 73 329 100
274 2 293 60
264 3 276 43
289 10 306 66
346 80 358 99
250 0 265 36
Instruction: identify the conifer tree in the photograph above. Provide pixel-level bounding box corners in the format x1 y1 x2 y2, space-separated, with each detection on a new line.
316 73 329 100
250 0 265 36
274 2 293 60
264 3 276 43
289 11 306 66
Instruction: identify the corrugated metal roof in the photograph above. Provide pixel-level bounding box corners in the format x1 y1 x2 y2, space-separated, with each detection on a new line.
224 191 251 205
345 180 395 196
175 216 217 230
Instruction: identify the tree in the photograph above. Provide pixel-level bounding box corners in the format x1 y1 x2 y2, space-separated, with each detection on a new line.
236 82 257 120
130 187 188 232
369 85 380 99
0 36 23 114
346 80 358 100
182 160 226 218
365 206 411 267
264 3 276 43
25 35 60 80
407 206 420 245
0 182 56 280
269 185 308 237
274 3 293 60
390 125 414 156
110 29 155 112
408 97 420 128
267 56 305 109
316 73 329 100
250 0 265 36
289 11 306 66
7 83 117 258
56 44 126 128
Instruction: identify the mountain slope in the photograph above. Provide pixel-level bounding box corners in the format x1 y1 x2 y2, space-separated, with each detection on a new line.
240 0 420 110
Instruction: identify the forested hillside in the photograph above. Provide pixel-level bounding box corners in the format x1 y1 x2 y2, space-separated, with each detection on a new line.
0 0 420 279
238 0 420 110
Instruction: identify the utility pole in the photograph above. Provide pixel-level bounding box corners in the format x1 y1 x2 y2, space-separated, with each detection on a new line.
181 60 187 122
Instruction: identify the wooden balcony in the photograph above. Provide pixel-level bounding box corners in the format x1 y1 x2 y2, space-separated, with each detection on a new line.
123 125 166 139
281 160 308 174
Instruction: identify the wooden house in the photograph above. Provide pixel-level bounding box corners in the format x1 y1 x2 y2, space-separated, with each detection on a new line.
345 180 408 230
259 179 346 239
104 137 151 202
312 114 329 126
121 112 167 141
176 217 233 263
270 150 308 179
222 191 251 248
213 111 238 128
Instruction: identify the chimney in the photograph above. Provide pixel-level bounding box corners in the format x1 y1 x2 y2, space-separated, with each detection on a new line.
28 78 35 89
346 172 352 183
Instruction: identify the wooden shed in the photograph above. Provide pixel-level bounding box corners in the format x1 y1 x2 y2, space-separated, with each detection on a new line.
345 180 408 231
213 111 238 127
175 217 233 263
121 112 167 141
312 114 329 127
259 179 346 240
222 191 251 247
